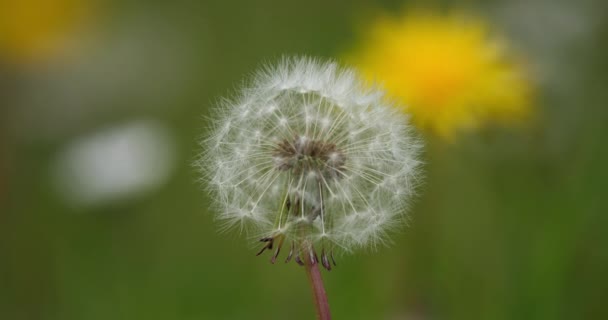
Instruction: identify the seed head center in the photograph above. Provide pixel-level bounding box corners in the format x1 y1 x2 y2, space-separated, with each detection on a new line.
273 135 345 178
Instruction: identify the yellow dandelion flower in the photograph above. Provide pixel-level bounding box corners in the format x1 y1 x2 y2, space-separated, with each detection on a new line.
0 0 94 64
348 10 533 138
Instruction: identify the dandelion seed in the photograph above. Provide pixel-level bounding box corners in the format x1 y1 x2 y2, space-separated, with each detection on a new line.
197 57 423 270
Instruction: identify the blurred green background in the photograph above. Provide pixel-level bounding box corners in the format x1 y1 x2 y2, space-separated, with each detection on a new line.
2 0 607 319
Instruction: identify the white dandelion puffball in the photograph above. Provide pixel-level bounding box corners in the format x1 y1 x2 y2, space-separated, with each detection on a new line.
199 57 422 269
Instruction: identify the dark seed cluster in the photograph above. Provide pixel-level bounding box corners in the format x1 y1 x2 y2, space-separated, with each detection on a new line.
272 135 346 179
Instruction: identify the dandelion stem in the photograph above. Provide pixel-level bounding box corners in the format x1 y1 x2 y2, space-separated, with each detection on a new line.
304 252 331 320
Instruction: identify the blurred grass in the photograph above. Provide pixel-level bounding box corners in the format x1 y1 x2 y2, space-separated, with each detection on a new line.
2 0 607 319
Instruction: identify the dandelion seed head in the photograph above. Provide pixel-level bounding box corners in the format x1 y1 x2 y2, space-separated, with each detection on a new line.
198 57 423 266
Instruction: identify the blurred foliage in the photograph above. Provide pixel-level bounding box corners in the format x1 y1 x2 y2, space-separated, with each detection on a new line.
2 0 607 319
0 0 94 64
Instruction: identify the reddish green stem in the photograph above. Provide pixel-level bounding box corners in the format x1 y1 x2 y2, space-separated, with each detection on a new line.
304 256 331 320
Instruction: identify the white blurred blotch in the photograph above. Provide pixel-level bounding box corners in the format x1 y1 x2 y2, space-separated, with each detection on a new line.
52 120 176 207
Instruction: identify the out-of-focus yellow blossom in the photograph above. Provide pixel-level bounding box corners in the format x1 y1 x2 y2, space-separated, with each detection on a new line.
348 10 533 138
0 0 93 64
